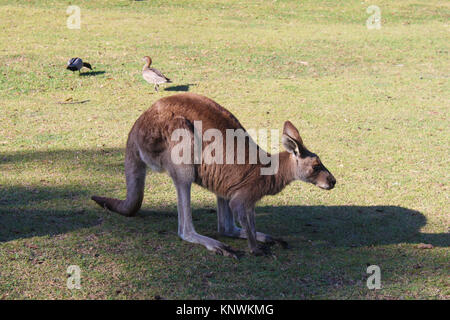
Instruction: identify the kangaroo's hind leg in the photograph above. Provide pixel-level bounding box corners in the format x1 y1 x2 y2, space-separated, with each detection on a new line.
164 116 238 258
170 171 238 259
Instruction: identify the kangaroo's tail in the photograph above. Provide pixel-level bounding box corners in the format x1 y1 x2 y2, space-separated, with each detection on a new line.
92 134 146 217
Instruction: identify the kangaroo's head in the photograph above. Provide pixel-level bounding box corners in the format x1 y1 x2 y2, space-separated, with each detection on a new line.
282 121 336 190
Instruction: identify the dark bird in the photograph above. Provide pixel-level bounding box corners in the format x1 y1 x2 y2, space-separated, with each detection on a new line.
66 57 92 74
142 56 171 92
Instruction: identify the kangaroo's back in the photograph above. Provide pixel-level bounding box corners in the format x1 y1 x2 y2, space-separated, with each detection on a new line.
150 93 244 132
132 93 262 198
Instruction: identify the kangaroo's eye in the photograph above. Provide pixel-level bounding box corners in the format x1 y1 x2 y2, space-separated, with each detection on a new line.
313 165 321 172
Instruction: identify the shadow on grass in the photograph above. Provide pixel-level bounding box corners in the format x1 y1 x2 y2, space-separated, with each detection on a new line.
1 148 126 241
164 84 196 92
252 205 449 248
2 176 448 248
1 147 125 174
1 175 448 299
0 185 101 242
1 148 448 248
79 71 106 77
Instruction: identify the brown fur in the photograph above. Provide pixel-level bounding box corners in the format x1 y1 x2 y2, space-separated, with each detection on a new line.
92 93 336 256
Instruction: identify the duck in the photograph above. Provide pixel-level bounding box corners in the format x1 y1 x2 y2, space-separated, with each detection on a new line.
66 57 92 74
142 56 171 91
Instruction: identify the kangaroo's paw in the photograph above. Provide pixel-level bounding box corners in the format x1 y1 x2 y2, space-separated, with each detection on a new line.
211 243 239 259
221 227 285 248
182 232 239 259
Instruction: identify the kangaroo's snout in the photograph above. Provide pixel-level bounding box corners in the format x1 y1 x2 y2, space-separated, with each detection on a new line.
314 168 336 190
315 173 336 190
325 174 336 190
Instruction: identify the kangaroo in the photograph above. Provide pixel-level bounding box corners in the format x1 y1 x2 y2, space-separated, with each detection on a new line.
91 93 336 257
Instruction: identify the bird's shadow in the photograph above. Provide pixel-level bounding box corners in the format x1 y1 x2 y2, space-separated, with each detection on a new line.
164 84 196 92
79 71 106 77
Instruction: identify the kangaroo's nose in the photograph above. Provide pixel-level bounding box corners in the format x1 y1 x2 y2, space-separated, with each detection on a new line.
328 175 336 188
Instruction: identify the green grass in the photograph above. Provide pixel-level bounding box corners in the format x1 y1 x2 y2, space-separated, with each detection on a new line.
0 0 449 299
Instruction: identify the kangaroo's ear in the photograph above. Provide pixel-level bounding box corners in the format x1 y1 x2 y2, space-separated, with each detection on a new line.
282 121 303 156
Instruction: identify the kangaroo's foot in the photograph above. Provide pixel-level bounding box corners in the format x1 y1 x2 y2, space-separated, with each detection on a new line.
220 227 289 249
181 231 239 259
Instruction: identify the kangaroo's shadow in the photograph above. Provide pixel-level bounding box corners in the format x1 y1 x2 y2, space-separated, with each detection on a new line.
164 84 196 92
252 205 449 248
79 71 106 77
128 204 449 248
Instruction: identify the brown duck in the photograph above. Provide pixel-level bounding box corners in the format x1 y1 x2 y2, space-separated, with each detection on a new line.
142 56 171 92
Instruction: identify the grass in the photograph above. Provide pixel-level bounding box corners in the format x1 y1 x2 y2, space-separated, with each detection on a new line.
0 0 448 299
